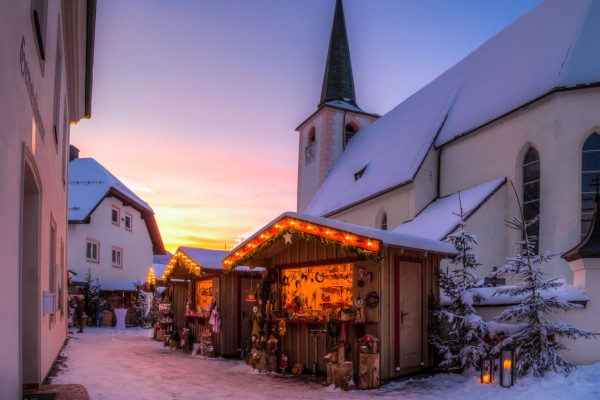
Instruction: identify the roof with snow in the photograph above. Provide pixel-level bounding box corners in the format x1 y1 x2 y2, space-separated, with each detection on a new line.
441 277 590 307
68 158 165 254
305 0 600 216
179 246 228 271
393 178 506 240
223 211 457 268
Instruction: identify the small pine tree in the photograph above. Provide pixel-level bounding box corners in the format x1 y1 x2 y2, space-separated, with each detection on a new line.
491 182 598 377
430 195 489 372
81 268 102 321
130 281 149 327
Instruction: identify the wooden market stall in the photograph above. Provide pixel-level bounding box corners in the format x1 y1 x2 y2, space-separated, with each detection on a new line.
162 246 263 357
222 212 456 384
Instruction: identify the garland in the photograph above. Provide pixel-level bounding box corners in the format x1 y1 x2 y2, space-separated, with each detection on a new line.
228 228 382 269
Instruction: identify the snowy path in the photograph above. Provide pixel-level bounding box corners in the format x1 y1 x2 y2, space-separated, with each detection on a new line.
52 327 599 400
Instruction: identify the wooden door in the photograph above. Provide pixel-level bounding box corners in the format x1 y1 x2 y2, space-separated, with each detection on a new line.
238 276 255 351
395 260 423 371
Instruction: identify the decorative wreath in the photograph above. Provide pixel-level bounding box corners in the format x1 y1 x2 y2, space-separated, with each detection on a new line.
315 272 324 283
269 269 278 284
365 291 379 308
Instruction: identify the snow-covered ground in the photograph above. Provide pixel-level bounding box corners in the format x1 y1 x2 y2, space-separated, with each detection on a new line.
52 327 600 400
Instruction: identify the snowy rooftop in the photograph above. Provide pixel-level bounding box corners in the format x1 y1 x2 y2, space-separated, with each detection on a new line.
441 276 590 307
227 211 457 259
306 0 600 216
68 158 153 222
179 247 229 270
393 177 505 240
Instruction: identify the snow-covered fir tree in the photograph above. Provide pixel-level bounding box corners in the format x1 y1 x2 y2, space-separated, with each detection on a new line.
430 198 489 373
491 211 598 377
81 268 102 322
130 281 149 327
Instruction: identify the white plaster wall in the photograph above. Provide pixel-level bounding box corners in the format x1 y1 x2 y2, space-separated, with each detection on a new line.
0 0 75 395
297 114 324 212
440 88 600 281
68 197 154 285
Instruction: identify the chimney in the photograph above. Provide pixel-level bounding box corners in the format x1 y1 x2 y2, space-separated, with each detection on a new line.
69 145 80 161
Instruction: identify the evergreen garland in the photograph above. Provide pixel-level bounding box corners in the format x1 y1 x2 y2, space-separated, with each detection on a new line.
228 228 382 269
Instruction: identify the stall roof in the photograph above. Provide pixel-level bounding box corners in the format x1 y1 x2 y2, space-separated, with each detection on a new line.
223 211 457 269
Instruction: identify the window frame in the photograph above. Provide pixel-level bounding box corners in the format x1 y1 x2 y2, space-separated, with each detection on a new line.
581 133 600 237
111 206 120 226
31 0 48 66
344 124 357 148
111 246 123 268
86 238 100 263
522 147 540 253
124 212 133 231
381 212 388 231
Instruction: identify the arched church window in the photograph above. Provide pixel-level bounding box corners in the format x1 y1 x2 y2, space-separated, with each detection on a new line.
380 212 388 231
523 147 540 253
581 133 600 236
344 124 356 148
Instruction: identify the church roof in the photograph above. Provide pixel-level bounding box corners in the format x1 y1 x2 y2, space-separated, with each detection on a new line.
68 158 165 254
305 0 600 217
393 177 506 241
319 0 357 108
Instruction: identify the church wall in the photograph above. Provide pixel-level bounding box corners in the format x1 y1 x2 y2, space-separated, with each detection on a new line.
439 88 600 282
327 184 414 229
412 148 440 220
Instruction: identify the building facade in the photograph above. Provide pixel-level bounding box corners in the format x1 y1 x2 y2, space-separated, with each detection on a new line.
68 154 165 296
0 0 96 397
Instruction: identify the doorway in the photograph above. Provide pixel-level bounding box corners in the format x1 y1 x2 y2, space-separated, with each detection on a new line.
395 259 423 371
21 160 41 386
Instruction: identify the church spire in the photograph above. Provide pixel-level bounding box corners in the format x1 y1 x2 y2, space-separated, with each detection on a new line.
319 0 357 108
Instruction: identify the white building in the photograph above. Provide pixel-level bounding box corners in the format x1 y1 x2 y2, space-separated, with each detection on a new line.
68 151 165 298
0 1 96 397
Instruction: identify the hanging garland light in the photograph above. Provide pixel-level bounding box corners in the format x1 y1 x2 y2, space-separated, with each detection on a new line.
223 217 382 269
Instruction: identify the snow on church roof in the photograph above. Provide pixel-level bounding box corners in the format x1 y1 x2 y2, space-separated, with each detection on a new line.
306 0 600 217
393 178 506 241
68 158 153 222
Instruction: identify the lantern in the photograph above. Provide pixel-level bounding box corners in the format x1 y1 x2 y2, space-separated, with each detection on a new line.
499 347 516 388
480 357 496 384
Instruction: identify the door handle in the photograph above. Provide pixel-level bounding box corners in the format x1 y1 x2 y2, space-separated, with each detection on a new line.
401 310 409 323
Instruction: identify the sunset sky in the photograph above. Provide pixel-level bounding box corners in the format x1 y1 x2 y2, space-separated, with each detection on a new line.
71 0 541 254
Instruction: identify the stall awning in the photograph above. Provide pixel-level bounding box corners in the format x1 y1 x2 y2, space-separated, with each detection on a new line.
223 211 457 269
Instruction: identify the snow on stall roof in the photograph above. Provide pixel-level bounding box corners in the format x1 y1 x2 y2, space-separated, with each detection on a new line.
100 280 139 292
179 247 228 270
305 0 600 217
440 276 590 307
68 158 153 222
393 177 505 240
227 211 457 257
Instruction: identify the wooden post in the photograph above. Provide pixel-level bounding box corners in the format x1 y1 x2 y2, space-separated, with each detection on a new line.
358 353 380 389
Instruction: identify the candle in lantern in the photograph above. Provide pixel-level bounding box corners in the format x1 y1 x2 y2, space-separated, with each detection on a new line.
482 374 491 384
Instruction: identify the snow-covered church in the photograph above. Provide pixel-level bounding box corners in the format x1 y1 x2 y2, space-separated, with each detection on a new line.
226 0 600 375
297 0 600 283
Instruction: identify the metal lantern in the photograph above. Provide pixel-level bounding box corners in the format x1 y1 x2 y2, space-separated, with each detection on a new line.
480 356 496 384
499 347 516 388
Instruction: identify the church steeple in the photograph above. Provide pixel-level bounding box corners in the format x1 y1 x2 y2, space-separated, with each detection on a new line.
319 0 357 108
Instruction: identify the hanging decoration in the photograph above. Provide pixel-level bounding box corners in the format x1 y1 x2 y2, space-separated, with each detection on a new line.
163 250 202 283
223 216 382 269
147 267 156 291
365 291 379 308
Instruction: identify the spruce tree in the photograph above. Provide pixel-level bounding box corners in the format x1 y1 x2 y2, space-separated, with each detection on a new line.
430 196 489 372
491 183 598 376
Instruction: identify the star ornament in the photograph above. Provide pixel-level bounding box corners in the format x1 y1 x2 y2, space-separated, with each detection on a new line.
283 232 293 244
